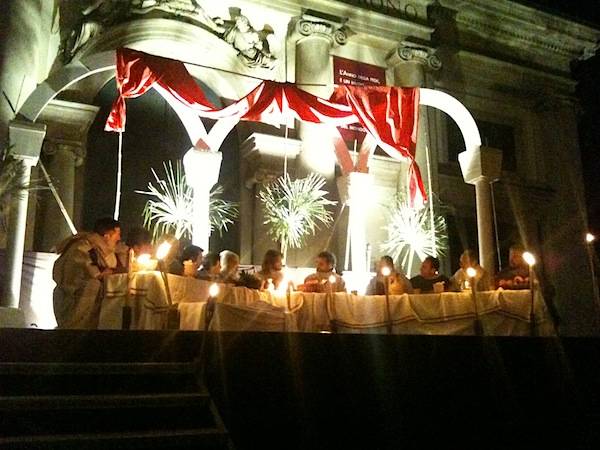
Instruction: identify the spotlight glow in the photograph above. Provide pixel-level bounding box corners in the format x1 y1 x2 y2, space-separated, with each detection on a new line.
137 253 152 265
523 251 536 267
209 283 220 298
156 242 172 261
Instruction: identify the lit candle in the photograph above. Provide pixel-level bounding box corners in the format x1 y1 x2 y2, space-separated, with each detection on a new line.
522 251 536 336
381 266 392 334
466 267 482 336
136 253 153 271
328 274 337 295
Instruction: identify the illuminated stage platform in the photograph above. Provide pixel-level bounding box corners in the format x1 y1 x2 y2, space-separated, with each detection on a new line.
2 329 600 449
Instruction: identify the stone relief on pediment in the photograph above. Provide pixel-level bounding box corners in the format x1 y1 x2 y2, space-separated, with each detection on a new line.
60 0 276 69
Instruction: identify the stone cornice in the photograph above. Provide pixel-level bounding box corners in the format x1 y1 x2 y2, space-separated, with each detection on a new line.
439 0 600 65
457 50 577 94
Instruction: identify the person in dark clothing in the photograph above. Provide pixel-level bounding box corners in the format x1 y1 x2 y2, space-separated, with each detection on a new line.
495 245 530 289
197 252 221 281
168 245 203 276
410 256 449 293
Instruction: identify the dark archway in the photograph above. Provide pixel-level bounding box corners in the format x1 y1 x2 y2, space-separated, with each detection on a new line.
83 80 241 253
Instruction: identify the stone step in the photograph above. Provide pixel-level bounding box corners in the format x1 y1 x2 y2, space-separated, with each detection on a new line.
2 403 219 437
0 361 197 375
0 362 201 396
0 428 230 450
0 392 209 410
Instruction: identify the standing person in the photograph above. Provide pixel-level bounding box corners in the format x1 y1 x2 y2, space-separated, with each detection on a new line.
52 218 123 329
219 250 240 284
449 250 493 291
197 252 221 281
366 256 413 295
303 251 346 293
257 249 284 289
410 256 449 294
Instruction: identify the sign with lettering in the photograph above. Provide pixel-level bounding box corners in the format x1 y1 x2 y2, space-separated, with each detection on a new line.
333 56 386 142
334 56 386 87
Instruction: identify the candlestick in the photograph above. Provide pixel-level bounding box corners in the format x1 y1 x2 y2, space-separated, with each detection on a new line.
466 267 483 336
523 251 536 337
381 266 392 334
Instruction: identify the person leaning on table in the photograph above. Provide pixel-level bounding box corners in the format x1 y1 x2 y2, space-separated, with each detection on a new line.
410 256 449 294
52 217 125 329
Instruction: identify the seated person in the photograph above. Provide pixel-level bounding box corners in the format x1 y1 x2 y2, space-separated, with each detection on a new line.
197 252 221 281
495 245 530 290
257 249 284 289
366 255 413 295
125 227 153 257
449 249 493 291
219 250 240 284
52 217 123 329
115 227 153 267
168 245 203 276
410 256 449 294
303 251 346 293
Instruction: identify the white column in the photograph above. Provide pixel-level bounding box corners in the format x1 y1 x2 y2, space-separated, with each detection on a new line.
459 147 503 273
36 100 99 250
183 149 223 251
337 172 373 274
2 120 46 308
474 177 495 272
38 143 83 250
294 14 348 179
387 40 442 197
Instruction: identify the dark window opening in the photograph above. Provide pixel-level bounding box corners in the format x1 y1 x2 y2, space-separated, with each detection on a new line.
447 118 517 172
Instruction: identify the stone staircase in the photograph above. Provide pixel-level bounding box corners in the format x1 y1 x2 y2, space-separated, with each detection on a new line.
0 330 232 449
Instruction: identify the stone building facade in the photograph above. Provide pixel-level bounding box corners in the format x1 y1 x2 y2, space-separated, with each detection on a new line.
1 0 599 334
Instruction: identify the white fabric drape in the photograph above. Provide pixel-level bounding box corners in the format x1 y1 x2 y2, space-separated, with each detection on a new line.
100 272 554 336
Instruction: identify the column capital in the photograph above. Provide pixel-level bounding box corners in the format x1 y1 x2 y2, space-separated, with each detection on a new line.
458 146 503 185
182 149 222 189
387 40 442 71
42 141 87 167
7 120 47 166
296 11 349 46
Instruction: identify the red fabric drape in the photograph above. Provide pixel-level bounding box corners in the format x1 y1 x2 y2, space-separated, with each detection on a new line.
330 86 425 205
105 49 216 132
104 48 426 205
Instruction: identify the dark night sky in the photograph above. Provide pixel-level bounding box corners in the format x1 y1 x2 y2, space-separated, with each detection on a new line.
517 1 600 236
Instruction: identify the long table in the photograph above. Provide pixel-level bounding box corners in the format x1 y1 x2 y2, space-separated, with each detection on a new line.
99 271 555 335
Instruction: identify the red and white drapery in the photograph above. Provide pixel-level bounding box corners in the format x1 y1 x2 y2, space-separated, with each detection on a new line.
105 48 426 206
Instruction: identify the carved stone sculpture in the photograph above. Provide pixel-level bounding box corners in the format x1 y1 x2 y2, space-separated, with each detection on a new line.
59 1 277 69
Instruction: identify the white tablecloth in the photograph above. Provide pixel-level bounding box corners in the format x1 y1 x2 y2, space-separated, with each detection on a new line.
99 271 554 336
